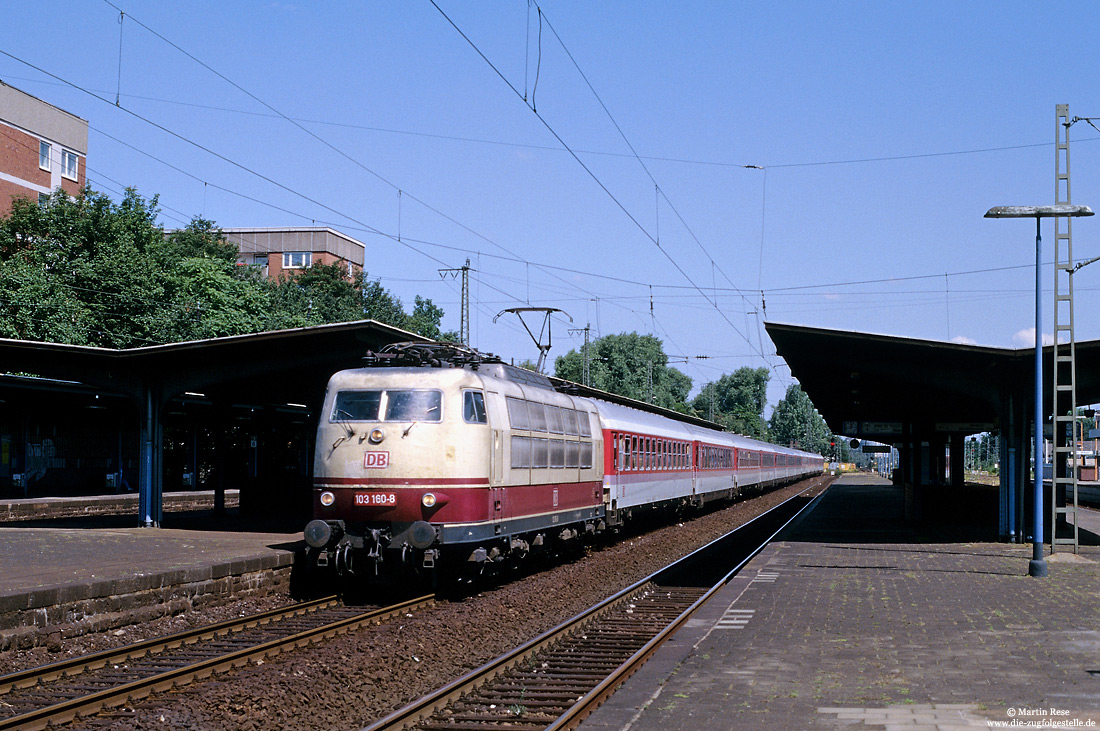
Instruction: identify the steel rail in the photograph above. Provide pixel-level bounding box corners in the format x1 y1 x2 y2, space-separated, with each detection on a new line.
0 595 341 695
0 594 434 731
547 478 830 730
366 478 828 731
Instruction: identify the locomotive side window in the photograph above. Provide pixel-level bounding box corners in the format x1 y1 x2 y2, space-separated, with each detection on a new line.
549 439 565 468
562 409 579 435
580 442 593 468
385 390 443 422
506 397 530 430
511 436 532 468
528 402 548 432
332 390 382 421
567 440 580 468
463 390 487 424
532 438 549 468
546 405 564 434
578 411 592 437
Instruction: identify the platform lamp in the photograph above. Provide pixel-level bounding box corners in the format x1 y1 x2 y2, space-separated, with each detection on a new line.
985 204 1094 577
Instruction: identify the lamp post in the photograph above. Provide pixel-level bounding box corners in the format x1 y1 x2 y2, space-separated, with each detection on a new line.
985 204 1094 577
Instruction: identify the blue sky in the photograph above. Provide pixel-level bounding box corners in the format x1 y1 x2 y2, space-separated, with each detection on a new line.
4 1 1100 410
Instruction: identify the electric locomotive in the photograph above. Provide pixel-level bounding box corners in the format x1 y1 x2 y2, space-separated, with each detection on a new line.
303 343 604 580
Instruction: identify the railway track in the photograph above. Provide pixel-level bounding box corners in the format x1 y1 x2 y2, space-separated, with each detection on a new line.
368 482 824 731
0 594 433 731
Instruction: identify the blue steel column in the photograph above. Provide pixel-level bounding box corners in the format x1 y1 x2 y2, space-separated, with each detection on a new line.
140 386 154 527
139 384 162 528
1030 217 1048 577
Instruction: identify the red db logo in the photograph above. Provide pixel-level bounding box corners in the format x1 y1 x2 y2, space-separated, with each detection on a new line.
364 451 390 469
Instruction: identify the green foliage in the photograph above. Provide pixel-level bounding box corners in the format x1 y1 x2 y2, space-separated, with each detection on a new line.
0 187 454 347
691 367 770 439
554 332 691 412
769 383 831 455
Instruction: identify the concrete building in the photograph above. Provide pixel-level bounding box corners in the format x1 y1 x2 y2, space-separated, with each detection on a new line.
0 80 88 214
222 227 365 280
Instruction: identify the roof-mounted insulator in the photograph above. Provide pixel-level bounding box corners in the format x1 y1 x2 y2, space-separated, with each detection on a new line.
363 341 502 369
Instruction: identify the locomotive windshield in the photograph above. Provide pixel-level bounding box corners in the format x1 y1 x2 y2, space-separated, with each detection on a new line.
331 389 442 422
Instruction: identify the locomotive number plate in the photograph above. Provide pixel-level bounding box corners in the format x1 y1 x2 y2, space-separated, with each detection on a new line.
354 492 397 507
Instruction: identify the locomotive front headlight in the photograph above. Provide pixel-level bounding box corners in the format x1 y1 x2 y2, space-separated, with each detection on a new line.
368 428 385 444
421 492 437 508
320 491 336 507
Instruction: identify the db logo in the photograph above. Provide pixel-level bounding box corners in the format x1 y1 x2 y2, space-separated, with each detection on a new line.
364 451 390 469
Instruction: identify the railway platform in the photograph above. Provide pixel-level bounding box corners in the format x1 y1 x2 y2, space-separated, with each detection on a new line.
581 473 1100 730
0 495 302 651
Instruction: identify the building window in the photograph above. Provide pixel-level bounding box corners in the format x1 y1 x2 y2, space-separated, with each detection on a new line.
61 150 78 180
39 141 51 170
38 192 49 207
282 251 311 269
253 253 269 267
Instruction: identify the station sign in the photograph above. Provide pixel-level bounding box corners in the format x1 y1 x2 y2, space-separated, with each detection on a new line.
934 422 994 433
843 421 902 436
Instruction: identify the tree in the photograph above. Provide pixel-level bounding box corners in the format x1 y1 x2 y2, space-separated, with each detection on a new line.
691 367 770 439
769 383 831 454
0 187 170 347
0 186 458 347
554 332 691 412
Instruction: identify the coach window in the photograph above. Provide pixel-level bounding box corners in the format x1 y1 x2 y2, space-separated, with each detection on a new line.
506 397 530 430
463 390 487 424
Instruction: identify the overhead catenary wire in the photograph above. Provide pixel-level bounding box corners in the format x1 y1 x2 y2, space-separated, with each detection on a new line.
429 0 768 370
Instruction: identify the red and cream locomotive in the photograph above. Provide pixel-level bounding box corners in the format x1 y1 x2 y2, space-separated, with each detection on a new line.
303 343 823 582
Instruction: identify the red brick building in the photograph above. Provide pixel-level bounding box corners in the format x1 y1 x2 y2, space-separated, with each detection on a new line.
0 80 87 214
222 227 365 280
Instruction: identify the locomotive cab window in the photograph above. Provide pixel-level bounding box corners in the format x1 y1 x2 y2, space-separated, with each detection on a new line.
463 390 487 424
332 390 382 421
384 390 442 422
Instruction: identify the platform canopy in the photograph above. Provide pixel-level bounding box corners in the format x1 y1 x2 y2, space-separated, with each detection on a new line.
765 322 1100 442
0 319 427 404
0 320 429 525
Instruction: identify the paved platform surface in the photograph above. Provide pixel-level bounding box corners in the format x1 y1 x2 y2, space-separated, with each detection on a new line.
582 473 1100 730
0 504 302 635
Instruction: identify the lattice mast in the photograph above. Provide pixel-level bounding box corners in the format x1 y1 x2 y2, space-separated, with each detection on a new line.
1052 104 1080 554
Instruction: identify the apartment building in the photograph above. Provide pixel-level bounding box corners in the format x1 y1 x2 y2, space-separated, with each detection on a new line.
0 80 87 214
222 227 365 280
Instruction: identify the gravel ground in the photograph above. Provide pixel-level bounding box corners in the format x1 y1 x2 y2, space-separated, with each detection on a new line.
9 477 831 730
